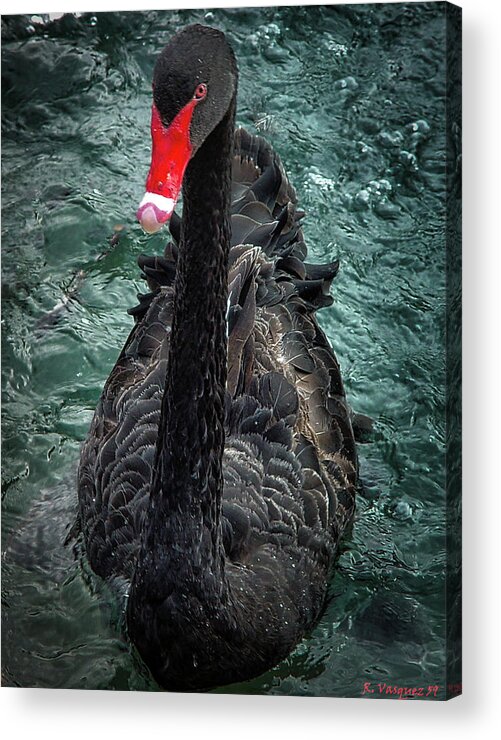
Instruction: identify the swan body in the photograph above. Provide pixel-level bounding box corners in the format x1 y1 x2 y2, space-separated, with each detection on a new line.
78 24 357 691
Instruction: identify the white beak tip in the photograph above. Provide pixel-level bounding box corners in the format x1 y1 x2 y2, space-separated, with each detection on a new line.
136 192 175 233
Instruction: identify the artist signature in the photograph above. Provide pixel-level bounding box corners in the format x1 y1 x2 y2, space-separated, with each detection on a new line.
362 682 462 699
362 681 441 700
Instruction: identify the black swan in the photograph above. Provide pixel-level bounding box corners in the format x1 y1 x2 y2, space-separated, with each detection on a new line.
77 24 358 692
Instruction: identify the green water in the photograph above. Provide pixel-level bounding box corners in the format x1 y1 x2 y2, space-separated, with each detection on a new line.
2 4 451 696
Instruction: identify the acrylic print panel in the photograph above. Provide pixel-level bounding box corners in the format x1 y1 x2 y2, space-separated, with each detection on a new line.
1 2 461 698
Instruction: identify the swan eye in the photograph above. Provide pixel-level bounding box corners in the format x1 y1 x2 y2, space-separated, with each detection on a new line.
194 83 207 101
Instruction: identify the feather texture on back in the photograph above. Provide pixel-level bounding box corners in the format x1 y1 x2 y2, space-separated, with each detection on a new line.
78 128 357 589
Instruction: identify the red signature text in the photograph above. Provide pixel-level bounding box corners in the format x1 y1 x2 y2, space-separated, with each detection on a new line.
362 681 442 700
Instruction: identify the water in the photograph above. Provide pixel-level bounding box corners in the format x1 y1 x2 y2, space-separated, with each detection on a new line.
1 4 451 696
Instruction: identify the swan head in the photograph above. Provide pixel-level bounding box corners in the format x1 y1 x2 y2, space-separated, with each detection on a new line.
137 25 237 233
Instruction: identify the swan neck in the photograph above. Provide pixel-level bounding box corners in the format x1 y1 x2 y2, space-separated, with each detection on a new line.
148 96 236 549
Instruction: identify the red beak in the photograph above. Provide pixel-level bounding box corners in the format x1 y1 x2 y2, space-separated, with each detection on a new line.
137 98 198 233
